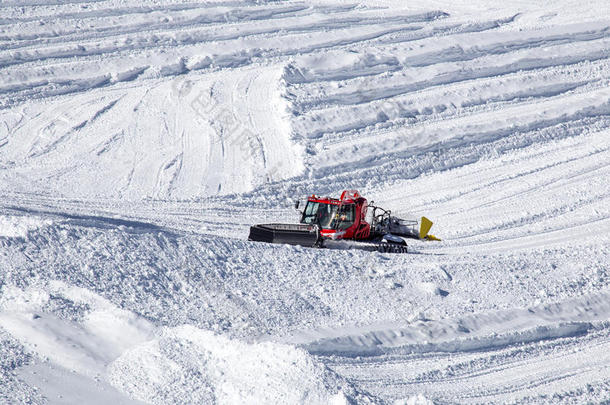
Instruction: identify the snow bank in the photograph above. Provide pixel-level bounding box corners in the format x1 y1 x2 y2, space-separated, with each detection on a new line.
304 291 610 357
109 325 350 404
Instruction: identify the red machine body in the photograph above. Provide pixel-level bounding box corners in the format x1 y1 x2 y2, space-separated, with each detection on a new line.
300 189 371 241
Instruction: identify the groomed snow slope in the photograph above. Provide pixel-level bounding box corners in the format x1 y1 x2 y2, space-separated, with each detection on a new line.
1 1 609 404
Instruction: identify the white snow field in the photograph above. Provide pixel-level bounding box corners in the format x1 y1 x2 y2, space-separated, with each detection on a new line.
1 0 610 403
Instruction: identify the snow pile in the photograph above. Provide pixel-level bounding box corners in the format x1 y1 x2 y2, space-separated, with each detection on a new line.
109 325 351 405
0 281 154 376
0 281 360 404
0 328 43 404
0 214 51 238
394 394 434 405
417 282 445 296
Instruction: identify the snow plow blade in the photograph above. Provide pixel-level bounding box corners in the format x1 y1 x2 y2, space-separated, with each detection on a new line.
248 223 319 247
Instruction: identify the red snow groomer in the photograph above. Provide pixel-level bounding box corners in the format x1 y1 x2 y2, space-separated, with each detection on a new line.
248 190 439 253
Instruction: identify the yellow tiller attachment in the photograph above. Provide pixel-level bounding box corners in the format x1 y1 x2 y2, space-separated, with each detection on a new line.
419 217 441 241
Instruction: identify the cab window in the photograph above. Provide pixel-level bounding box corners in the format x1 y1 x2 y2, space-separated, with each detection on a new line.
332 204 355 230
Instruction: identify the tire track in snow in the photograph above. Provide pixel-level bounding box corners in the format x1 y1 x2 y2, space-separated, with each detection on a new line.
0 14 449 107
0 1 315 28
307 88 610 183
303 294 610 403
289 39 610 115
0 7 438 70
0 5 417 49
292 71 600 140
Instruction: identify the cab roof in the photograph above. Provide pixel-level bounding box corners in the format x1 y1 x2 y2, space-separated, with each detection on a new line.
306 190 365 205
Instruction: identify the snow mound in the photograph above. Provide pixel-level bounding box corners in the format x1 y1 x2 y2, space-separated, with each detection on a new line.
394 394 435 405
109 325 351 405
0 281 361 404
0 215 51 238
0 281 154 376
417 282 445 296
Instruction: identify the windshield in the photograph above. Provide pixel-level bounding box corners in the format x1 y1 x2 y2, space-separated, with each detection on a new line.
300 201 355 230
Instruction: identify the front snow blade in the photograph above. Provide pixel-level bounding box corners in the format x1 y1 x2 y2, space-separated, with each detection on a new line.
248 223 319 247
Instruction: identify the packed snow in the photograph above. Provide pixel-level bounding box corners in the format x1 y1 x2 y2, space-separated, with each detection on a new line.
1 0 609 403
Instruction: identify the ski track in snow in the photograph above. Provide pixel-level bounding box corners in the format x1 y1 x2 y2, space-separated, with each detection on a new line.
1 0 610 404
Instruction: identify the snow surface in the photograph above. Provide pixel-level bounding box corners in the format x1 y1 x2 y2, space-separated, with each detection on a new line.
1 0 609 403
